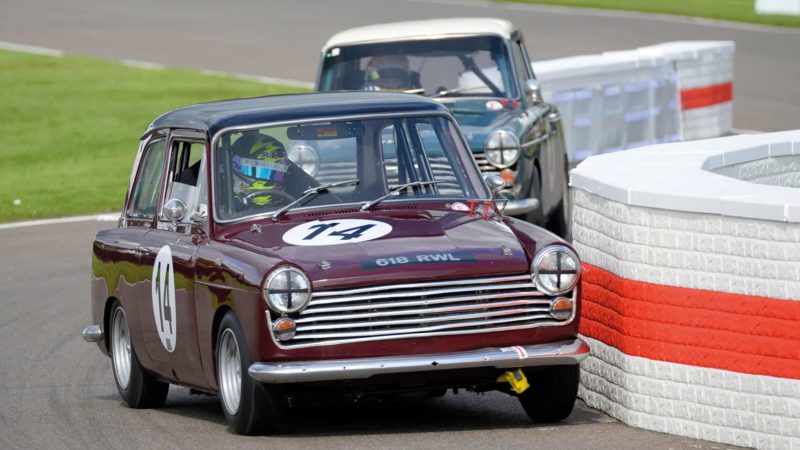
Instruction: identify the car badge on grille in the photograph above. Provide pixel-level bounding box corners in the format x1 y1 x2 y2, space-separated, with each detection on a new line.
501 245 513 256
319 260 332 270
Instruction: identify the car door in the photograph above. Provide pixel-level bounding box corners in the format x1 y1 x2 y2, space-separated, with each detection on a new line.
98 134 169 368
512 37 565 217
138 130 209 387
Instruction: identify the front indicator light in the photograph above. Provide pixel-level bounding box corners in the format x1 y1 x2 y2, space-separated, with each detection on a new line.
273 317 297 341
550 297 573 320
500 168 516 186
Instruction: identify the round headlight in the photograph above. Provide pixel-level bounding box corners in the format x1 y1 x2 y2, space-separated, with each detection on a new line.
484 130 520 169
532 245 581 295
263 266 311 314
287 143 319 177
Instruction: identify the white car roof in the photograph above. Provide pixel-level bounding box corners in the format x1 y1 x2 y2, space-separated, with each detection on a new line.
323 18 517 50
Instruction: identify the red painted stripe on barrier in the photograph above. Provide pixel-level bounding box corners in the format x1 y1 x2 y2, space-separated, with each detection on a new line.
578 263 800 380
680 82 733 110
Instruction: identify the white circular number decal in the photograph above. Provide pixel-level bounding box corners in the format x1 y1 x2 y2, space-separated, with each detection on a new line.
151 245 177 352
283 219 392 246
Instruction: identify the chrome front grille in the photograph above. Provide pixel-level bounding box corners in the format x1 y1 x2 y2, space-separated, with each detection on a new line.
281 275 562 347
473 152 496 172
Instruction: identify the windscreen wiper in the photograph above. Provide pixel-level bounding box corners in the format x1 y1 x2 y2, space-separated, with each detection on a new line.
430 85 487 98
271 179 359 222
360 180 441 211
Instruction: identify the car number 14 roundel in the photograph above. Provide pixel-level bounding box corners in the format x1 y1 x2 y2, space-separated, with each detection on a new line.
282 219 392 246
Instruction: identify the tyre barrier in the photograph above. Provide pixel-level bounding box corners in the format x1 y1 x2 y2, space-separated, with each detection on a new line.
534 41 734 163
570 130 800 449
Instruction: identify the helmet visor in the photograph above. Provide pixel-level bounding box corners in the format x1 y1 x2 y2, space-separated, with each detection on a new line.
233 155 288 182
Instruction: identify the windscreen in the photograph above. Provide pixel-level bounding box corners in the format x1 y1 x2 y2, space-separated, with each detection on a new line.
213 116 490 222
318 36 516 99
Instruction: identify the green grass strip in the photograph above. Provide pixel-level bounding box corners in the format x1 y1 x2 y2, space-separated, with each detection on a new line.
0 50 307 223
499 0 800 27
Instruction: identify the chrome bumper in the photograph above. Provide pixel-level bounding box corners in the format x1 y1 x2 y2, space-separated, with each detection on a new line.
502 197 540 216
249 338 589 384
82 325 103 343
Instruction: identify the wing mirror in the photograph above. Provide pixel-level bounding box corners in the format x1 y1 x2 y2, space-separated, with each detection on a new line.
163 198 187 224
483 173 505 197
524 79 542 104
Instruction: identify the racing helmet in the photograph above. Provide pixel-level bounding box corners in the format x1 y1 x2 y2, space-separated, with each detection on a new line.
231 133 289 208
363 55 411 91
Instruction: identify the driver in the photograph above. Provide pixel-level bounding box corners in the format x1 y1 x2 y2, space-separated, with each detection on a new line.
231 132 292 210
363 55 413 91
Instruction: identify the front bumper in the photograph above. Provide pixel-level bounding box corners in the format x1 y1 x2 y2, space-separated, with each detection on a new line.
81 325 103 343
249 338 589 384
502 197 540 216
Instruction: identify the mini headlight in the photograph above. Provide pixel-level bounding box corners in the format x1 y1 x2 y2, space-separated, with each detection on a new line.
484 130 520 169
287 143 319 177
532 245 580 295
263 266 311 314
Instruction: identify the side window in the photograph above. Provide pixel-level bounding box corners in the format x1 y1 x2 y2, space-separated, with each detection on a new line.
163 140 206 222
129 139 166 219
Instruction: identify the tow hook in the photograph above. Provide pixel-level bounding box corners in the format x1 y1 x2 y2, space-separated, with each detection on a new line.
497 368 530 394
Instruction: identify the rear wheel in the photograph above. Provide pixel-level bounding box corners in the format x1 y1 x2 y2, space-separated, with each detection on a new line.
517 365 579 422
109 300 169 408
216 311 283 435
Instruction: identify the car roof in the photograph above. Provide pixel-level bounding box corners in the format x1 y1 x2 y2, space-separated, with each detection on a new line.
323 18 517 50
147 92 449 137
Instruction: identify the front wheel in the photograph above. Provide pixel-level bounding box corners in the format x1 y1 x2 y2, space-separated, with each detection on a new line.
109 300 169 408
517 365 579 422
545 170 572 241
216 311 283 435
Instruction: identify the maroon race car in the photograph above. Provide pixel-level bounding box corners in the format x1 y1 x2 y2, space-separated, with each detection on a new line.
82 92 588 435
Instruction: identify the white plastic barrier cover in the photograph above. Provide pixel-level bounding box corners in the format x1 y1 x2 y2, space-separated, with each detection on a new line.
533 41 734 163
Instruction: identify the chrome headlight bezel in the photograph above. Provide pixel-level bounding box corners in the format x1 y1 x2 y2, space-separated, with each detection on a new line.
484 129 520 169
531 245 581 296
263 266 312 314
287 143 319 177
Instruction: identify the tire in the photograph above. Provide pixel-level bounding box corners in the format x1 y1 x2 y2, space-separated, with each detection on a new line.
545 170 572 241
109 300 169 409
517 365 579 422
216 311 282 435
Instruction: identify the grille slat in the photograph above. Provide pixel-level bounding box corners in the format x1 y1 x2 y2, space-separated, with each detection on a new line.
308 281 540 306
277 274 566 348
291 314 555 340
313 275 531 297
473 152 496 172
297 306 549 331
296 298 550 323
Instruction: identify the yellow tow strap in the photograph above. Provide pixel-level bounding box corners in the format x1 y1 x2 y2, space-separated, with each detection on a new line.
497 368 530 394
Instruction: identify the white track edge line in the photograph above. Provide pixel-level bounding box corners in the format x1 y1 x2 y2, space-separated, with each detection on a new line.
0 214 120 231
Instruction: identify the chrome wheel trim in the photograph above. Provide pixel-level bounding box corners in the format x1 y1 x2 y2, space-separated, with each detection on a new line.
111 307 132 390
218 328 242 416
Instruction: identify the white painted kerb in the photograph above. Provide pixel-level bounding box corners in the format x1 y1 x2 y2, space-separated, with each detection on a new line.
571 130 800 222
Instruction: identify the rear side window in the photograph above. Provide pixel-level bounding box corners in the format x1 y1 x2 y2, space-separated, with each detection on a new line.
129 139 166 219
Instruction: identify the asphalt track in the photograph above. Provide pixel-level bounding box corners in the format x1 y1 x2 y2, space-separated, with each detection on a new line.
0 0 798 131
0 0 788 447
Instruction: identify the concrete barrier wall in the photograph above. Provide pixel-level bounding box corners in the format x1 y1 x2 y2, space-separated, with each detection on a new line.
570 130 800 449
534 41 734 163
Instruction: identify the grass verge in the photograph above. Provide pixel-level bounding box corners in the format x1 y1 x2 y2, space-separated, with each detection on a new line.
499 0 800 28
0 50 307 223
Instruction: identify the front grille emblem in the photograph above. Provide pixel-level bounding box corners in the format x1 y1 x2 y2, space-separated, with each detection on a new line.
319 260 332 270
501 245 513 256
